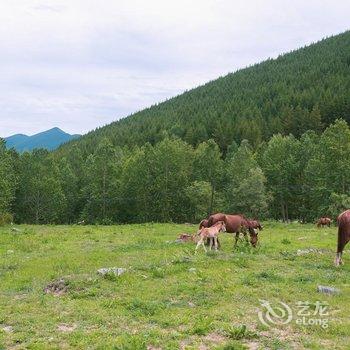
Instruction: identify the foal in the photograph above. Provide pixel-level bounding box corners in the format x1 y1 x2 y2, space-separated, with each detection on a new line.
195 221 226 253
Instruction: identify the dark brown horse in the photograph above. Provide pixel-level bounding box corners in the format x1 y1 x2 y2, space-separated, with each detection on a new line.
317 217 332 228
198 219 209 229
208 213 258 247
248 219 263 231
335 210 350 266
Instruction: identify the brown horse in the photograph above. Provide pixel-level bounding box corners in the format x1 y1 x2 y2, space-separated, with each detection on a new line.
317 217 332 228
335 210 350 266
196 221 226 252
248 219 263 231
198 219 209 229
208 213 258 247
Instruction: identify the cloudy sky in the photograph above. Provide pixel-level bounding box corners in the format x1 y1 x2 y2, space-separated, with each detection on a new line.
1 0 349 137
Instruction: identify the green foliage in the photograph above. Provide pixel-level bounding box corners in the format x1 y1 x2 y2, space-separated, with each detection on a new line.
193 139 224 215
5 119 350 224
14 150 66 224
261 134 301 220
185 181 212 222
0 212 13 226
81 138 122 223
328 193 350 218
0 140 17 215
120 137 194 223
225 140 270 217
4 33 350 224
223 324 256 340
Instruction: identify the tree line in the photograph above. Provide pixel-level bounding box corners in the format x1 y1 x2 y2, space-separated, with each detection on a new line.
1 119 350 225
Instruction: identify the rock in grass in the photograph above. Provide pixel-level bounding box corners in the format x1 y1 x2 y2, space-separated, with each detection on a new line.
1 325 13 333
97 267 126 277
11 227 21 233
317 285 340 295
297 248 328 255
44 278 69 296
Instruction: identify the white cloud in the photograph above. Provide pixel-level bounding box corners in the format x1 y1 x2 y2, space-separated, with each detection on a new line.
0 0 349 136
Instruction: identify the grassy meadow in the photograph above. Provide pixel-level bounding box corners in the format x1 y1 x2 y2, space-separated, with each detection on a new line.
0 222 349 349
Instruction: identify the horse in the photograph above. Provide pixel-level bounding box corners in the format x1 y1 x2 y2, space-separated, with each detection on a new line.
198 218 221 249
195 221 226 252
208 213 259 247
317 217 332 228
198 219 209 229
335 210 350 266
248 219 263 231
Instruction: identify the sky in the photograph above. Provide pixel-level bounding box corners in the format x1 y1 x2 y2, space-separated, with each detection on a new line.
0 1 349 137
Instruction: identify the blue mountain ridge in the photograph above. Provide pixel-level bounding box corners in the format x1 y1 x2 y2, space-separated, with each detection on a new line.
4 127 81 152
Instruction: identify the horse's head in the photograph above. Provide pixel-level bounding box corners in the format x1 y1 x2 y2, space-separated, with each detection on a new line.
217 221 226 233
199 219 209 229
249 227 259 247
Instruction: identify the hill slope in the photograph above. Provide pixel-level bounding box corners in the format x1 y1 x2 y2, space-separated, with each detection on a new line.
59 31 350 155
5 128 80 152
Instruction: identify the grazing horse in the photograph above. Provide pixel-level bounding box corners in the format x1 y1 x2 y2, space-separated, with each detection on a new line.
248 219 263 231
335 210 350 266
196 221 226 252
208 213 258 247
317 217 332 228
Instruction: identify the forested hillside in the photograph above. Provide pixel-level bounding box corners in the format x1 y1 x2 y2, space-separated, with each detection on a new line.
58 31 350 156
1 31 350 225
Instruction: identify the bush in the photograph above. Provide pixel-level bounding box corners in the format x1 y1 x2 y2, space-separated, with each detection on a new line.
0 212 13 226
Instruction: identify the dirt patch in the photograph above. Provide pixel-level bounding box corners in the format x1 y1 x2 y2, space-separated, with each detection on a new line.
44 278 69 296
244 341 260 350
260 326 304 349
57 323 77 332
203 332 226 344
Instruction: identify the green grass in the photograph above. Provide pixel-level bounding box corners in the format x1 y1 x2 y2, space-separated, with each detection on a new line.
0 222 349 349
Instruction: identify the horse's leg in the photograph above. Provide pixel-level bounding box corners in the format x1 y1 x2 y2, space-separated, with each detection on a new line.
335 233 349 266
234 232 239 248
202 239 207 252
195 238 203 253
334 226 350 266
335 252 343 266
214 236 218 251
243 232 249 244
209 237 213 251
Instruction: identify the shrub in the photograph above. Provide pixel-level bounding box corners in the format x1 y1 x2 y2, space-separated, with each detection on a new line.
0 212 13 226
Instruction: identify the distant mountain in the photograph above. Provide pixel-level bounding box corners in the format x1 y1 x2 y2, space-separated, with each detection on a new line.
4 128 81 152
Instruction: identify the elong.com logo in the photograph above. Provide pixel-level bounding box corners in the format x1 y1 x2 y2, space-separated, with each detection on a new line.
258 299 329 329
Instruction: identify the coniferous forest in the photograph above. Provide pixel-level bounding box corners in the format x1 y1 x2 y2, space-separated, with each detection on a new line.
1 31 350 225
